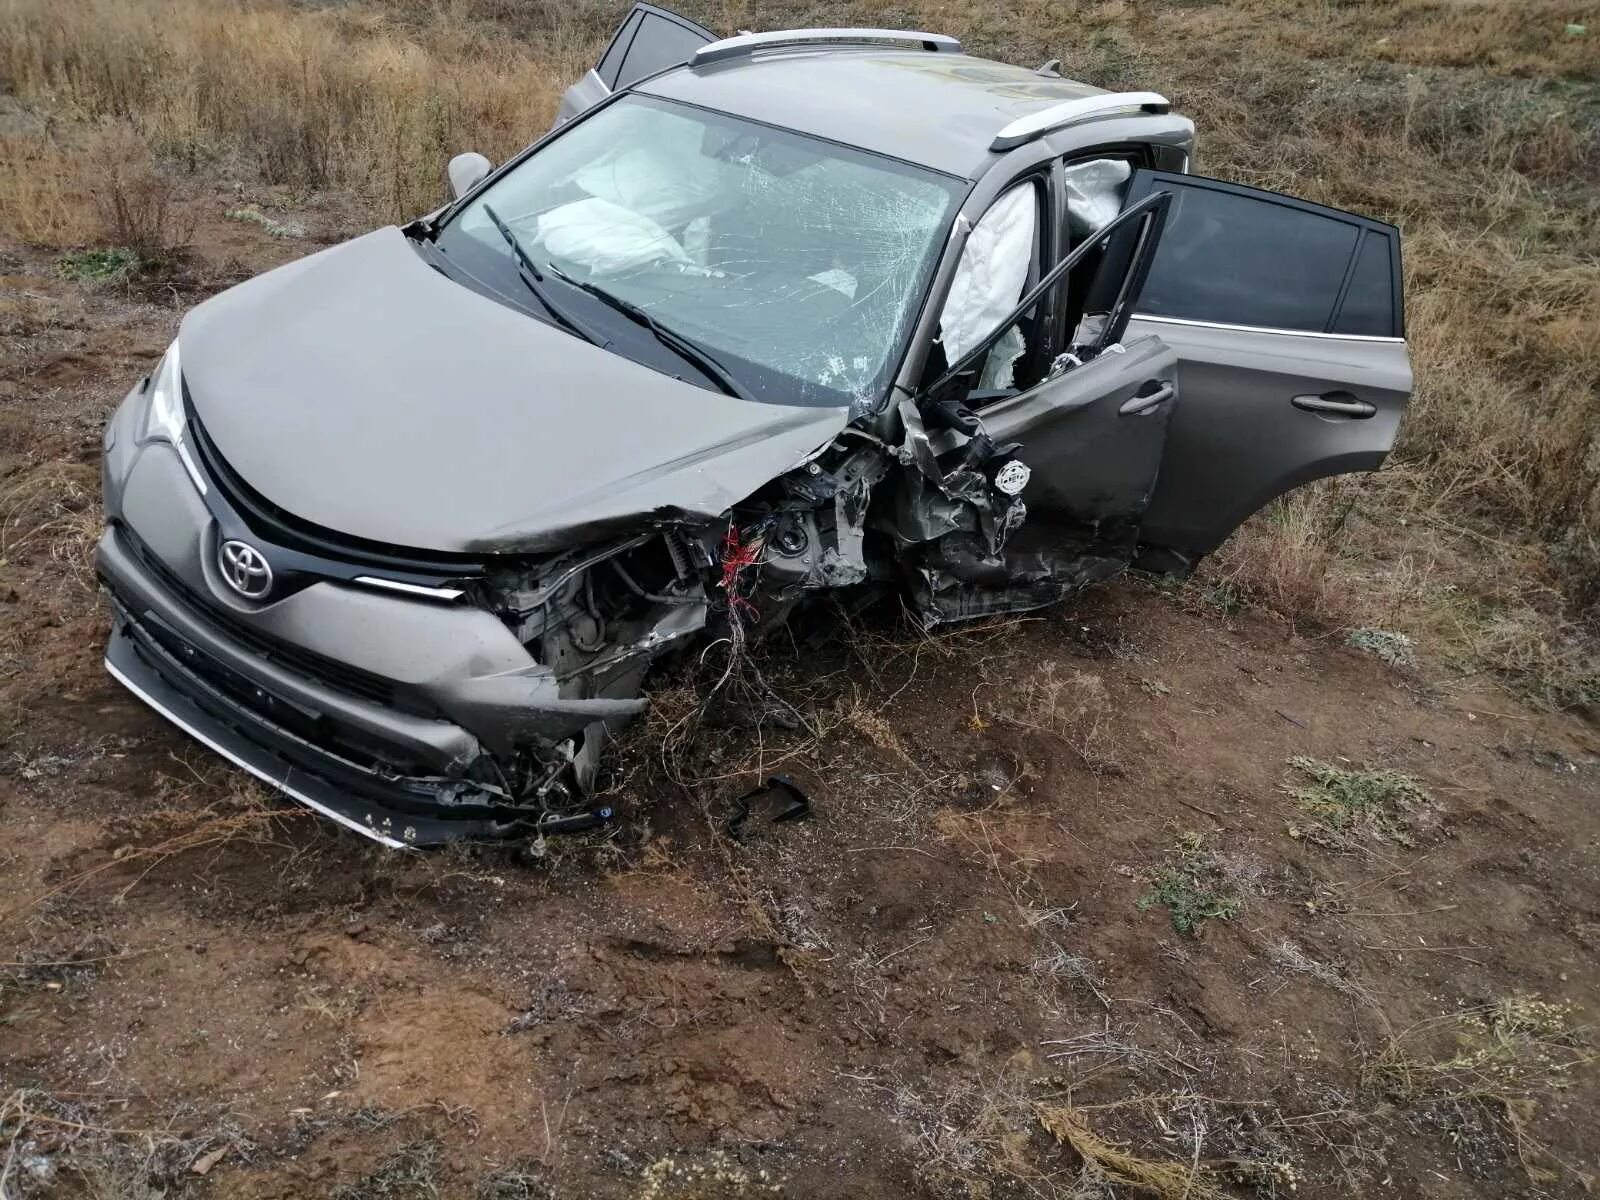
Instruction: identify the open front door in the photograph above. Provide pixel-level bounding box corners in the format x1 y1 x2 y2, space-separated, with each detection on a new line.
905 185 1178 614
555 3 717 126
1110 170 1413 570
898 327 1177 626
981 336 1178 570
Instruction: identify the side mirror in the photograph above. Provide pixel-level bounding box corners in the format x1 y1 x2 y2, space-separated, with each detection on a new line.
446 152 492 202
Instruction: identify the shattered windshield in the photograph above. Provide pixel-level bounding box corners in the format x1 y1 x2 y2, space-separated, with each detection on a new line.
437 95 965 409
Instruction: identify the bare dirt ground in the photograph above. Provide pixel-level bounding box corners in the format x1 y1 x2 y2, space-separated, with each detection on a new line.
3 152 1599 1200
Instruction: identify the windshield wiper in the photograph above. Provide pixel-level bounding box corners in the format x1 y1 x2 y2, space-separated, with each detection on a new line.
546 263 751 400
479 203 604 347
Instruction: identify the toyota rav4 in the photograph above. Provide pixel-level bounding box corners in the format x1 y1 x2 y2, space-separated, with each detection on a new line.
97 11 1412 845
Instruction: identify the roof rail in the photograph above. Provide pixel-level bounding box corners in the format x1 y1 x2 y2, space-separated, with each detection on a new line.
991 91 1171 151
691 28 962 68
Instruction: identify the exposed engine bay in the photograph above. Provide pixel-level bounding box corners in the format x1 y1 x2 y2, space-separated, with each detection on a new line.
465 389 1102 834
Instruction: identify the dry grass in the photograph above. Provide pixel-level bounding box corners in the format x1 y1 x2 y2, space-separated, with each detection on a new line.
0 1087 247 1199
1370 994 1593 1105
0 133 103 247
0 0 583 222
0 774 314 928
1000 662 1115 770
84 123 194 262
1201 481 1361 629
0 461 101 593
1036 1102 1229 1200
960 0 1598 706
895 1064 1084 1198
1368 995 1596 1188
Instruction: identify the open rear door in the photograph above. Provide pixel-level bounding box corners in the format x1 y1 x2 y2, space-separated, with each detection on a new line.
1109 170 1412 569
555 3 717 125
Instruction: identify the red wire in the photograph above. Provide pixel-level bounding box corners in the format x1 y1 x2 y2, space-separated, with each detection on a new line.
719 524 762 621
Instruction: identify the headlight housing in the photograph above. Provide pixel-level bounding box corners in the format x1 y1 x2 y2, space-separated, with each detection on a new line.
142 339 207 495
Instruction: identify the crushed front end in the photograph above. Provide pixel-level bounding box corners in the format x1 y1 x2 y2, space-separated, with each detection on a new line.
97 359 722 846
98 339 1071 847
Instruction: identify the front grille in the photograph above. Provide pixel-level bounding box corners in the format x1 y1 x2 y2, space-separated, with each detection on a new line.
116 525 436 719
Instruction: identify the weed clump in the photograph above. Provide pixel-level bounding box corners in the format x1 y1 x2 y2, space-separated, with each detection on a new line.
1369 994 1593 1186
1345 627 1418 668
474 1168 554 1199
226 205 308 238
55 246 138 281
1286 757 1437 848
86 123 191 263
1372 993 1589 1101
331 1139 441 1200
1137 834 1241 937
1035 1103 1229 1200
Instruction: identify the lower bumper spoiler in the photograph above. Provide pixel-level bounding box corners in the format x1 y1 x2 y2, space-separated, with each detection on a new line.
105 624 509 847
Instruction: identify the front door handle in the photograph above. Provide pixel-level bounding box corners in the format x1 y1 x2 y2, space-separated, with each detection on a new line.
1292 393 1376 419
1119 381 1175 417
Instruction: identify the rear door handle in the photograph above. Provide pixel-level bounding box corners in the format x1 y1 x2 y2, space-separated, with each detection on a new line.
1292 393 1376 418
1119 381 1175 417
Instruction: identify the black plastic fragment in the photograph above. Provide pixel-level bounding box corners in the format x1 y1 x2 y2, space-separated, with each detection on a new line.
726 774 810 839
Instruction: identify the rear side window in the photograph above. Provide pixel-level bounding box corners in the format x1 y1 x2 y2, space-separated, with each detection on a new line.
1332 230 1399 337
616 13 714 87
1127 173 1403 337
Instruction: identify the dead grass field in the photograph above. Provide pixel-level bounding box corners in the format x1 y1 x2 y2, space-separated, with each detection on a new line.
1 0 1598 1195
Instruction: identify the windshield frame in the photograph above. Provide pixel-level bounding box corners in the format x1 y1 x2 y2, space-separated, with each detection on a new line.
431 91 974 412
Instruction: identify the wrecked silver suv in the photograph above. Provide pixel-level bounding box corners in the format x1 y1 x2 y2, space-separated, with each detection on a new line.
96 15 1412 845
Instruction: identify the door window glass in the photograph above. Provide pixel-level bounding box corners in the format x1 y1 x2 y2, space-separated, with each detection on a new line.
596 13 640 86
616 13 714 87
1135 180 1360 332
1332 230 1398 337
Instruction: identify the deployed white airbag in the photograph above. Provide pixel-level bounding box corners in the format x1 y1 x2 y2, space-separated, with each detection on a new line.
569 107 738 231
1064 159 1132 236
939 183 1036 387
536 197 694 277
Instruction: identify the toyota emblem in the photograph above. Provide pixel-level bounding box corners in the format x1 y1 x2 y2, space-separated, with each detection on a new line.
219 539 273 599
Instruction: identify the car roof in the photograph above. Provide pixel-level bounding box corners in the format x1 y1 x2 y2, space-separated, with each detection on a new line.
637 48 1109 180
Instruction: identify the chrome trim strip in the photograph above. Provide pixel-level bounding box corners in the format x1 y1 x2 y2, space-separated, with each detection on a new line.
173 436 209 496
1129 313 1406 344
156 342 206 495
104 656 408 849
353 576 465 601
692 28 960 67
991 92 1171 150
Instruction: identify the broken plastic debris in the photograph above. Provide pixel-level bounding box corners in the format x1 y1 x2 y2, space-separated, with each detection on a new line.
727 774 811 838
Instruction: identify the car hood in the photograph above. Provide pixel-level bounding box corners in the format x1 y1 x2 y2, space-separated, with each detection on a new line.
178 227 851 554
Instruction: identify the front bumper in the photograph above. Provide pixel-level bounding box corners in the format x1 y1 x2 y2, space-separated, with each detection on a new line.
100 524 530 844
96 423 643 845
